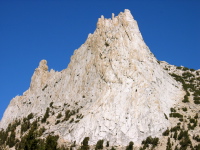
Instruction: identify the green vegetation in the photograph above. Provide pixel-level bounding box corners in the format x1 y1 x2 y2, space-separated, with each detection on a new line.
45 135 59 150
27 113 34 120
173 131 178 140
194 113 198 119
194 99 200 104
63 109 76 122
69 118 74 123
126 141 134 150
80 137 89 150
95 140 104 150
170 125 180 132
166 137 172 150
193 135 200 142
182 67 189 71
0 113 65 150
182 107 187 111
50 102 54 108
57 113 62 119
179 130 192 150
110 146 116 150
187 117 198 130
169 113 183 118
170 68 200 105
6 130 16 148
41 107 50 123
182 95 189 103
163 128 170 136
106 141 109 147
141 136 159 149
194 144 200 150
55 120 60 125
170 108 176 112
21 117 31 134
0 129 7 146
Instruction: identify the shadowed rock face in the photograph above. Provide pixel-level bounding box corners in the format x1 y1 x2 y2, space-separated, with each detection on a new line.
0 9 184 146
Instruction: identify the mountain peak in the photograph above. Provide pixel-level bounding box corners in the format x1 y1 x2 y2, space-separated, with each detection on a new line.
0 10 186 148
97 9 134 25
95 9 142 40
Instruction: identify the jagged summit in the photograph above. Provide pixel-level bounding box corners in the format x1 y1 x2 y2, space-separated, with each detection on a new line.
0 10 185 147
96 9 142 40
30 59 49 91
38 59 48 71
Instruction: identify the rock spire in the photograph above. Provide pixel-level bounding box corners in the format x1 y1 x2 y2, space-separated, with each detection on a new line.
0 9 184 146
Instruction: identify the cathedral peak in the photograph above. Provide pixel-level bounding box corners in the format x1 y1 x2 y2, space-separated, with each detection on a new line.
0 10 189 148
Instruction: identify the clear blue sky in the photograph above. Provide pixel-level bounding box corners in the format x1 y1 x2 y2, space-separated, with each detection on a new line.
0 0 199 120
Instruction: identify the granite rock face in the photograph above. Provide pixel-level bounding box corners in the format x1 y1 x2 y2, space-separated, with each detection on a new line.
0 9 184 146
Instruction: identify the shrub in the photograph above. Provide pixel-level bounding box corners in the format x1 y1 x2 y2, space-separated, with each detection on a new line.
179 134 191 149
177 66 182 70
111 147 116 150
50 102 54 108
194 113 198 119
193 135 200 142
141 136 159 148
57 113 62 119
95 140 104 150
170 126 180 132
21 119 31 134
41 107 50 123
182 67 189 71
166 138 172 150
45 135 59 150
27 113 34 120
170 73 185 84
179 118 183 122
55 120 60 125
0 129 7 145
182 107 187 111
163 128 169 136
6 130 16 148
173 131 178 140
194 144 200 150
182 72 195 78
170 108 176 112
182 95 189 103
169 113 183 118
190 118 195 123
194 97 200 100
81 137 89 150
190 69 195 72
194 100 200 104
178 130 188 140
63 110 71 121
106 141 109 147
38 127 46 136
69 118 74 123
126 141 134 150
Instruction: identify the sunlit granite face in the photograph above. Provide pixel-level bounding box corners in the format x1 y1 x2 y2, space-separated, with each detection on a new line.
0 9 184 146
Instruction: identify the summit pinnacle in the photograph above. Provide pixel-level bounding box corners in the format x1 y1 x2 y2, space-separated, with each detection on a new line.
0 10 185 147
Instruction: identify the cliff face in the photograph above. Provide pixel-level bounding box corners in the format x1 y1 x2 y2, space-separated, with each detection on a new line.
0 9 184 146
